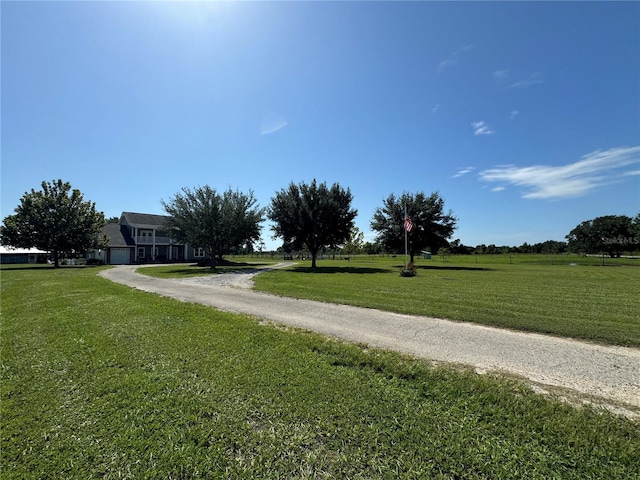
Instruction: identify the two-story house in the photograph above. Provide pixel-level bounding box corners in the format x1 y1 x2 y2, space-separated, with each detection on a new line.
94 212 205 265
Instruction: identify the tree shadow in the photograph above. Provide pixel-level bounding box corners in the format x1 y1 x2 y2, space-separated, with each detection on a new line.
290 266 389 274
414 265 495 272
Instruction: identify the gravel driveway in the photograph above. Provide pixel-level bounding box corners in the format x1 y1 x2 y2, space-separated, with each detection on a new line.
99 264 640 418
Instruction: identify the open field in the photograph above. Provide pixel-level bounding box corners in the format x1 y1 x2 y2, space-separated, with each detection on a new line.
241 255 640 347
136 254 640 346
2 266 639 478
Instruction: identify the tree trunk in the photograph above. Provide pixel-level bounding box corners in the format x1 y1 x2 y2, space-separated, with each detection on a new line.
53 251 60 268
209 256 217 269
311 251 318 268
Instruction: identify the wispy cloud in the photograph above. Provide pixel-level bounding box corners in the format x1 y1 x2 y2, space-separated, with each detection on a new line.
438 44 475 73
471 121 494 136
478 146 640 200
507 72 544 89
432 103 441 114
509 110 519 120
494 69 544 89
493 69 509 80
260 112 287 135
452 166 474 178
491 186 505 192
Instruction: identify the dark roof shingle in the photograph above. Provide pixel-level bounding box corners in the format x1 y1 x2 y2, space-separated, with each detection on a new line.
121 212 170 229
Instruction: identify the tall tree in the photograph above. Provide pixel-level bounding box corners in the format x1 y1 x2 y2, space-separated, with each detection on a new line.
218 188 265 256
268 179 357 268
342 226 365 256
370 191 457 264
566 214 635 257
0 179 106 268
162 186 265 268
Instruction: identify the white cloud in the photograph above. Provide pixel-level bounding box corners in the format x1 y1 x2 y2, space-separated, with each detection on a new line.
432 103 441 114
438 44 475 73
493 69 509 80
491 186 505 192
510 110 519 120
452 166 474 178
507 73 544 89
260 113 287 135
471 121 494 136
478 146 640 200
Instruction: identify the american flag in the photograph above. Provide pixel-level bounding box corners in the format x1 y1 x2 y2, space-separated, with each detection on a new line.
404 215 413 232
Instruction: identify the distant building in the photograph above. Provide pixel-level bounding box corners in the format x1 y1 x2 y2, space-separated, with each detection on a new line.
0 246 49 264
90 212 204 265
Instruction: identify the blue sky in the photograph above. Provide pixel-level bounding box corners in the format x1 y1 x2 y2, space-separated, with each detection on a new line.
2 1 639 250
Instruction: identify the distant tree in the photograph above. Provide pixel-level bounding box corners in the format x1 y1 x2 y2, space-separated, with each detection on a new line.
342 226 365 256
449 238 472 255
0 179 106 268
268 179 357 268
106 216 120 224
632 214 640 244
162 186 264 268
370 191 457 264
537 240 567 254
518 242 531 254
437 246 451 261
566 215 634 258
363 241 382 255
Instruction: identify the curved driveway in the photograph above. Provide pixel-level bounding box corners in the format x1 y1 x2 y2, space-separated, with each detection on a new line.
99 265 640 416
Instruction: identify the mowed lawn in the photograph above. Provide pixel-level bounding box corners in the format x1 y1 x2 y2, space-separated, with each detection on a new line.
252 256 640 347
2 266 639 478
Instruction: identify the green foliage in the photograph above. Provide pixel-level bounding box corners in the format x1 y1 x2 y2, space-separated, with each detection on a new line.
371 191 457 263
2 267 639 478
268 179 357 268
341 226 365 256
162 186 265 268
567 214 638 257
0 179 106 267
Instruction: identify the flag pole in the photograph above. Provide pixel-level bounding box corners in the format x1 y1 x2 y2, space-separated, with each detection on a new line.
404 204 408 270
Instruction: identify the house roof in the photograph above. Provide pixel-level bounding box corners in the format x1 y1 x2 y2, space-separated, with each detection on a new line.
0 246 48 255
120 212 170 229
103 223 135 247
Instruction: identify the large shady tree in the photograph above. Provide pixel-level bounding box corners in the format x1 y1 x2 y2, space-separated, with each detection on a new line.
268 179 357 268
162 185 264 268
371 191 457 264
566 214 637 258
0 179 106 268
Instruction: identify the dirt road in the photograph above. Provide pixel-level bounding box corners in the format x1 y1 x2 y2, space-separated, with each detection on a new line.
99 264 640 417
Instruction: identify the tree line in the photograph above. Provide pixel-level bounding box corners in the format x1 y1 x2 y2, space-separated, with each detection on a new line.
1 179 638 268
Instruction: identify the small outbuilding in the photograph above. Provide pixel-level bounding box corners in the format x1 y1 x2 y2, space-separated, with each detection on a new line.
422 251 432 260
0 246 49 264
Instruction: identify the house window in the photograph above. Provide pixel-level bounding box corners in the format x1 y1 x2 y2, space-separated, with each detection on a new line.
194 247 205 257
138 247 145 258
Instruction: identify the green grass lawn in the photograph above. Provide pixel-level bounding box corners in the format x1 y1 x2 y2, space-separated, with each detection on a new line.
250 256 640 347
137 259 277 279
2 266 640 478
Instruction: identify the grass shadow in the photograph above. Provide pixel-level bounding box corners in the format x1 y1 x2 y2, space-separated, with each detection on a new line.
414 265 496 272
290 266 390 274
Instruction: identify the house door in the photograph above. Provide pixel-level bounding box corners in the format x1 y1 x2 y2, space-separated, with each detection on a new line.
110 248 131 265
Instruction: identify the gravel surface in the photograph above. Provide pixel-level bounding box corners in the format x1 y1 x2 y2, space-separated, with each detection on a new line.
99 264 640 418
